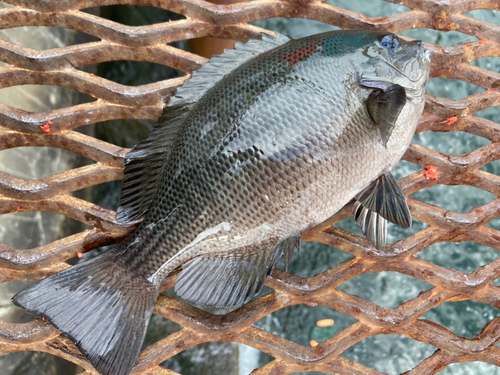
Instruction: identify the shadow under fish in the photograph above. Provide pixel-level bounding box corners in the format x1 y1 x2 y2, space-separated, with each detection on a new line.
12 30 431 375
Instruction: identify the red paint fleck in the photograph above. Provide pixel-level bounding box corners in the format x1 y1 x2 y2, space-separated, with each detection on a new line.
479 40 484 46
89 73 95 77
281 42 320 67
77 252 83 258
42 317 45 321
15 206 22 213
441 115 458 125
41 121 53 133
424 164 438 180
436 297 440 302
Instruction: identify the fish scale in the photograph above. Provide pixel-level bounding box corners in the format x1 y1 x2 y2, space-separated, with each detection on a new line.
12 30 430 375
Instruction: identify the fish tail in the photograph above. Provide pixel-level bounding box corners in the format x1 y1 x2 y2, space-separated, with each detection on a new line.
12 252 159 375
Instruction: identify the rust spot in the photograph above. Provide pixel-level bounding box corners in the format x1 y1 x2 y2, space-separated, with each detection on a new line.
424 165 438 180
41 121 52 133
441 115 458 124
491 80 500 89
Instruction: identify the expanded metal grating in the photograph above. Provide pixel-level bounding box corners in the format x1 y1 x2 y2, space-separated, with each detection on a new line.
1 0 500 374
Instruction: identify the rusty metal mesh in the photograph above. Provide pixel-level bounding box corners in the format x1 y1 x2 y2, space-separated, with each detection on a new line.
1 0 500 373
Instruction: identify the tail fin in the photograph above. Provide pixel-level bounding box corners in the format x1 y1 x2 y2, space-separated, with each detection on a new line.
12 253 159 375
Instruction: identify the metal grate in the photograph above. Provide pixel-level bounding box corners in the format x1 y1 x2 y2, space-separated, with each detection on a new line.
1 0 500 374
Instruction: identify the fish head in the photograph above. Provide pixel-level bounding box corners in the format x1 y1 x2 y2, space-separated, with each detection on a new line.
356 32 431 97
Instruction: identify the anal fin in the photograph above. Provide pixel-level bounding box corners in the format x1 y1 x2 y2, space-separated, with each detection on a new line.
353 172 411 249
175 236 297 308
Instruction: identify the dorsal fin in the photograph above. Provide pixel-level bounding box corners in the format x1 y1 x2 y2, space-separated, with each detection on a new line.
117 32 291 223
168 32 291 107
116 104 191 223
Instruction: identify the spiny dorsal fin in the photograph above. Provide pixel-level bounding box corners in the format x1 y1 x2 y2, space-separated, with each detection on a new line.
168 32 291 107
117 103 192 223
117 32 291 223
175 236 301 308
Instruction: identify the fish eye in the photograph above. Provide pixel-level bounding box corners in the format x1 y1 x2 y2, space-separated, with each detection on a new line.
380 35 401 50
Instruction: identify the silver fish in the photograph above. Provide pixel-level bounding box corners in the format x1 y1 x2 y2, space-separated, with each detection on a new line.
13 30 431 375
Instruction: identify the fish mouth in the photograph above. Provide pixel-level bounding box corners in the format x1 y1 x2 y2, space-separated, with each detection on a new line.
378 44 431 90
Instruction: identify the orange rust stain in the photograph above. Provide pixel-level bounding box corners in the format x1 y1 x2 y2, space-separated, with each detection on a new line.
41 121 53 133
441 115 458 125
424 165 438 180
479 40 484 46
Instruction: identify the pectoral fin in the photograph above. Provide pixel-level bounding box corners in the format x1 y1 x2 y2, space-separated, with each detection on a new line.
353 172 411 249
366 84 407 146
175 236 297 308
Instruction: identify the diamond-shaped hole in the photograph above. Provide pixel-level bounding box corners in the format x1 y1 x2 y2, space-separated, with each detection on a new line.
464 10 500 26
337 272 432 309
238 344 274 374
143 313 182 348
486 217 500 231
72 180 121 211
393 159 422 179
0 280 38 323
412 130 490 155
491 277 500 286
399 28 477 47
471 56 500 74
91 60 185 86
0 85 96 112
0 147 95 179
84 5 185 26
414 242 500 274
252 18 339 39
387 218 429 245
443 362 500 375
426 78 486 100
159 342 241 374
253 305 357 347
421 300 500 338
88 118 156 148
287 240 354 278
410 185 496 213
325 0 410 17
0 26 99 50
475 106 500 123
0 212 92 250
0 352 82 374
341 334 436 374
480 159 500 176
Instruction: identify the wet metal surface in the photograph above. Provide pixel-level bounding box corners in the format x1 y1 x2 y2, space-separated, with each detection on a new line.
1 0 500 374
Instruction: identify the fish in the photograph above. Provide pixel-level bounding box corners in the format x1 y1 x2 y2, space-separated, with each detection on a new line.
12 30 431 375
